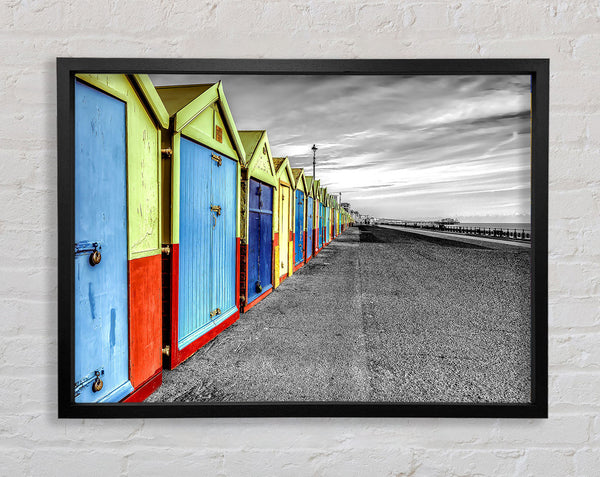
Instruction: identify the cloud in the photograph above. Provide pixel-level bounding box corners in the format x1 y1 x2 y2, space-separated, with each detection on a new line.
150 74 531 222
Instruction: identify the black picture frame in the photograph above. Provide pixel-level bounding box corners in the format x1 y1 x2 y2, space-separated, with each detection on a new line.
57 58 548 418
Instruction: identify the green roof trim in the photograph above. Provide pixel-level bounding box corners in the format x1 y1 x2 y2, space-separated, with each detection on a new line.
132 75 169 129
274 157 296 189
240 130 277 187
156 82 246 164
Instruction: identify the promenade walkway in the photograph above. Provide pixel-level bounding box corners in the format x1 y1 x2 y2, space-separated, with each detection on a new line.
147 226 531 403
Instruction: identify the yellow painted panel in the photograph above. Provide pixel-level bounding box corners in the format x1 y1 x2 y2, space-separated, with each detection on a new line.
183 105 240 161
274 245 280 288
76 74 161 259
279 185 290 277
132 75 169 128
171 133 181 245
161 150 171 244
214 105 236 154
127 88 160 257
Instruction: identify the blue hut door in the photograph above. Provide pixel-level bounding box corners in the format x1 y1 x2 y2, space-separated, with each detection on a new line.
210 153 237 319
179 139 238 350
74 80 132 403
318 203 323 248
306 197 313 259
294 190 304 265
247 179 273 304
179 138 211 349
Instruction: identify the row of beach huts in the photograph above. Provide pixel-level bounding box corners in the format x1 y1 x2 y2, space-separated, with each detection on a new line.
73 74 354 403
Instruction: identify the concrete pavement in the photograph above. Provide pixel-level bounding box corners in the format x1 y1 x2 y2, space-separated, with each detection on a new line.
147 225 531 403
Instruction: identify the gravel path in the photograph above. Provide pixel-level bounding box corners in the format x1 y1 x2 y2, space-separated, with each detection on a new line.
147 225 531 403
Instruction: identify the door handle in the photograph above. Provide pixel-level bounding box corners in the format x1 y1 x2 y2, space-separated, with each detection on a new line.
211 205 221 216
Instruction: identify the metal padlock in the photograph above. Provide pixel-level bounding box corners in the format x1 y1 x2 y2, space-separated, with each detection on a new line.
92 374 103 393
89 250 101 266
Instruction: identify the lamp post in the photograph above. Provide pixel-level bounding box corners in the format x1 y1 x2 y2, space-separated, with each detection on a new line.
312 144 317 178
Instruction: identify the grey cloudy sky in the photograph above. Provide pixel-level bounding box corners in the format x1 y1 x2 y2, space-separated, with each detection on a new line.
151 74 531 223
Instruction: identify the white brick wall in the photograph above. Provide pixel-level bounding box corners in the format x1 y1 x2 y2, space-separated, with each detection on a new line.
1 1 598 475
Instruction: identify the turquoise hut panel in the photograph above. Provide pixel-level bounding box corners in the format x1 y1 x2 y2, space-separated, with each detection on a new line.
178 137 237 350
74 80 132 403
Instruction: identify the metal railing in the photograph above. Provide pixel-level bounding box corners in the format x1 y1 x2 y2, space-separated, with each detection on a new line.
442 225 531 241
379 223 531 242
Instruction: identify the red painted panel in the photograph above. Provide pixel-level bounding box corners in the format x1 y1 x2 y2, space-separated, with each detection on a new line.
273 232 278 286
239 241 248 311
166 242 243 370
236 237 241 311
271 236 276 287
128 254 162 388
303 230 307 261
121 369 162 403
165 243 179 370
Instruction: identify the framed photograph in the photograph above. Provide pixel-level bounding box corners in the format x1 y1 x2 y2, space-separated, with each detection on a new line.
57 58 548 418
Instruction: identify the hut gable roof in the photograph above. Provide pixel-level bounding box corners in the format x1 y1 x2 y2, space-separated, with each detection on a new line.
273 157 296 189
313 180 321 200
239 130 263 159
155 84 213 116
304 175 315 198
131 75 169 128
155 82 246 164
239 130 277 186
320 187 327 203
273 157 285 172
75 74 170 129
291 168 308 193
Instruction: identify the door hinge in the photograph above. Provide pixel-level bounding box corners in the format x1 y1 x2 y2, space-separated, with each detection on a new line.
211 153 222 166
210 308 221 318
